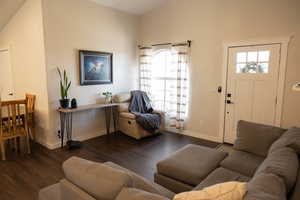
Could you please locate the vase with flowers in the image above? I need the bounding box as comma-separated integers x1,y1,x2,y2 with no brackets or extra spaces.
102,91,112,104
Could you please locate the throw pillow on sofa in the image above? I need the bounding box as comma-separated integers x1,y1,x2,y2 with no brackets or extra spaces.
255,147,299,192
234,120,286,157
268,127,300,154
173,182,247,200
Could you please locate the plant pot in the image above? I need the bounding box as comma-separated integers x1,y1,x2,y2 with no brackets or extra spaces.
59,99,70,109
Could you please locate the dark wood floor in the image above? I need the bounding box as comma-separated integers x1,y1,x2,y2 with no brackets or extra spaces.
0,132,219,200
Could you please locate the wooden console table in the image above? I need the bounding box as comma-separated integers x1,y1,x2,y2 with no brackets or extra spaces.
57,103,119,149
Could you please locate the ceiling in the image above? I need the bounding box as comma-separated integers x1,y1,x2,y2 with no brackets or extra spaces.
90,0,170,15
0,0,25,31
0,0,168,32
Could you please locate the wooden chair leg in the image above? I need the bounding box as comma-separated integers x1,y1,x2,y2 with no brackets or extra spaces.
26,135,31,154
16,137,21,153
0,140,6,161
14,138,18,153
31,126,36,141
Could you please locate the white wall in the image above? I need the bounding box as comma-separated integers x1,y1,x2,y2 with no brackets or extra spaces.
139,0,300,141
42,0,139,148
0,0,50,144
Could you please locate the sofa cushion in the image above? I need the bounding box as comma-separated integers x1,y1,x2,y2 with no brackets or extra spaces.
39,183,61,200
60,179,96,200
234,120,285,157
194,167,251,190
154,173,194,194
62,157,133,200
244,173,286,200
289,168,300,200
220,150,265,177
157,144,228,186
116,188,169,200
269,127,300,154
104,162,175,199
175,182,247,200
255,147,299,192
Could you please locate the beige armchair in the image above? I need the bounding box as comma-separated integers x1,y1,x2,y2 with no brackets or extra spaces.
113,93,164,140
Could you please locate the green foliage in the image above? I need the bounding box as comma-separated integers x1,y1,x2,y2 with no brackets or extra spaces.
57,67,71,99
102,91,112,98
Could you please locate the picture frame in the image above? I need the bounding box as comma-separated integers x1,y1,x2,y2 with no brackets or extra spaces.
79,50,113,85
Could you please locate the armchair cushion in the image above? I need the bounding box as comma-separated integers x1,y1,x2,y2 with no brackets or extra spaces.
114,93,131,103
120,112,136,119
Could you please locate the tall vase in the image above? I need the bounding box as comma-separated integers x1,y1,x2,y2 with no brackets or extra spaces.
105,96,112,104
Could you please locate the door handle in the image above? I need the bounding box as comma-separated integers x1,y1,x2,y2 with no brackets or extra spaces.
9,93,13,96
226,100,234,104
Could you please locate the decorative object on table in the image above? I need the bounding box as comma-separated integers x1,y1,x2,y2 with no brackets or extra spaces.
102,91,113,104
292,82,300,91
71,98,77,109
57,67,71,109
79,50,113,85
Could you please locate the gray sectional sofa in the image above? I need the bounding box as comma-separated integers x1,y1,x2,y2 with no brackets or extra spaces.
39,120,300,200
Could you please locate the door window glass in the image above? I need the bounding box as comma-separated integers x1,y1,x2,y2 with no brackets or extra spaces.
236,51,270,74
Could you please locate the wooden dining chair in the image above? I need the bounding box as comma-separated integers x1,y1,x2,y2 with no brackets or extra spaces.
26,94,36,140
0,100,31,160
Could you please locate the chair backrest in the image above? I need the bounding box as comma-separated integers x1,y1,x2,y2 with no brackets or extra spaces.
113,93,131,113
25,94,36,113
0,100,28,138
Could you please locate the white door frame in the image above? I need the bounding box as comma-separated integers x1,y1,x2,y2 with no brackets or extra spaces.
0,45,15,98
218,37,291,143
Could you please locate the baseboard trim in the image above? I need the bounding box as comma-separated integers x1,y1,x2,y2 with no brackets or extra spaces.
165,128,223,143
182,130,223,143
41,129,107,150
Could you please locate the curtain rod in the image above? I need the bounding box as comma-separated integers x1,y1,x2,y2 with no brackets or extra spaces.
138,40,191,49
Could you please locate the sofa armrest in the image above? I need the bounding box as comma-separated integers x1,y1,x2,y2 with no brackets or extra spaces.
60,179,96,200
63,157,133,200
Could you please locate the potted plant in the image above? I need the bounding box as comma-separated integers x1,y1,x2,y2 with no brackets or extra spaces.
102,91,112,104
57,67,71,108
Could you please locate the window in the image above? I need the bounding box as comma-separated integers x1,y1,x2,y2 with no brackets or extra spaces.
150,50,177,116
139,44,190,129
236,51,270,74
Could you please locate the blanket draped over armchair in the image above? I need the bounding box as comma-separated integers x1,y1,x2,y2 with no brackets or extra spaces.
129,90,161,132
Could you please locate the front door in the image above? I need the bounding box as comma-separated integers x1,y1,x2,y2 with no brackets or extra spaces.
0,49,14,100
224,44,281,143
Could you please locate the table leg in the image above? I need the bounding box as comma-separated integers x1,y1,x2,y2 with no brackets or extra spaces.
105,107,111,135
66,113,73,142
112,106,118,133
60,112,65,148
